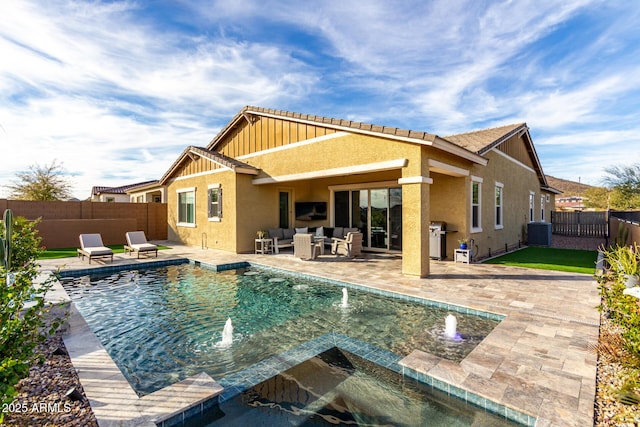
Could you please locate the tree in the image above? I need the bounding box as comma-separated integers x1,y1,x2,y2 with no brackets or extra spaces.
602,162,640,209
8,160,73,201
583,186,611,210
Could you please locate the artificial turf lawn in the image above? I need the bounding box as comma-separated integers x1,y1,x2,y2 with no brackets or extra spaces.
38,244,171,260
483,247,598,275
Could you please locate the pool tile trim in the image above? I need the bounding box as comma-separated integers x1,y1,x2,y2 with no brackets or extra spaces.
57,258,190,277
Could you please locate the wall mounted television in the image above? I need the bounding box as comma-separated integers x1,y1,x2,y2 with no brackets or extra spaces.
295,201,327,221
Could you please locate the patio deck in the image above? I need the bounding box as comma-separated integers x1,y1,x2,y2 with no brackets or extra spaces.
40,243,600,427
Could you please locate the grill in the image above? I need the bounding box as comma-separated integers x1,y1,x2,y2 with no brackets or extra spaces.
429,221,447,260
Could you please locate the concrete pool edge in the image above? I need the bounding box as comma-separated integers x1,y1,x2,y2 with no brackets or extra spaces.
52,258,535,426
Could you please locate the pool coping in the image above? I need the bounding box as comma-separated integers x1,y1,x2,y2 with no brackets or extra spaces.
53,257,535,426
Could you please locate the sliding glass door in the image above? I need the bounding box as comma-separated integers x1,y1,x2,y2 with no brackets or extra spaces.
333,187,402,252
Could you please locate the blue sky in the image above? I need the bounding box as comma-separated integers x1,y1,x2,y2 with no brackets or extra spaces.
1,0,639,199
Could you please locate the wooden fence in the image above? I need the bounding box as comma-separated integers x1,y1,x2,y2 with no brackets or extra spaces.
551,211,608,237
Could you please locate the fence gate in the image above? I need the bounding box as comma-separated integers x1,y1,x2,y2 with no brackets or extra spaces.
551,211,607,237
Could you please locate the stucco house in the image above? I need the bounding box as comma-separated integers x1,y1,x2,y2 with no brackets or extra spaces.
90,180,161,203
158,106,559,277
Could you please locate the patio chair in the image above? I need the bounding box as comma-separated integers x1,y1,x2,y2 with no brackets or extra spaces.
78,233,113,264
124,231,158,258
331,232,363,258
293,233,322,260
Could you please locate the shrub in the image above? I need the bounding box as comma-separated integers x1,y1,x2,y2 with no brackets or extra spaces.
0,212,61,422
599,243,640,354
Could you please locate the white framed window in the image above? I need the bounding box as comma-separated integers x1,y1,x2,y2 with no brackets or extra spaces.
529,191,535,222
540,195,545,222
177,187,196,227
208,184,222,221
495,182,504,229
471,176,483,232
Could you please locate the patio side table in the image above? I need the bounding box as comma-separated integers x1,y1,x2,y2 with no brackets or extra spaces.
454,249,471,264
255,238,273,254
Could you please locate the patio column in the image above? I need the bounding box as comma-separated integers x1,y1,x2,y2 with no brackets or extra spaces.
399,164,432,278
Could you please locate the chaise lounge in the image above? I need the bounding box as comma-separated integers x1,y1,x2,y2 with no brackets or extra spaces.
78,233,114,264
124,231,158,258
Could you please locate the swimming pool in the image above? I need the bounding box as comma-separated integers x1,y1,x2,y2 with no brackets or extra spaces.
60,261,500,396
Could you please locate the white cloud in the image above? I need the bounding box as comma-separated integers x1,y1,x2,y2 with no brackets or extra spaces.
1,0,640,199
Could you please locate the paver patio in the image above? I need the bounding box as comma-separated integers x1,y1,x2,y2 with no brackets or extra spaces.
40,243,600,426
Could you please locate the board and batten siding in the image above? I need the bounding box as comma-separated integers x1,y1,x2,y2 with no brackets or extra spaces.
495,134,536,170
216,116,338,159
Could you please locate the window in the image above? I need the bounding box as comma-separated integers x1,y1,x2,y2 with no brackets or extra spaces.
106,197,115,202
495,183,503,229
540,195,545,222
529,192,535,222
177,188,195,226
208,185,222,221
471,177,482,232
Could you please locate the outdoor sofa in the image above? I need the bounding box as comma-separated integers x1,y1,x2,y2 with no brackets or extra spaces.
268,226,360,253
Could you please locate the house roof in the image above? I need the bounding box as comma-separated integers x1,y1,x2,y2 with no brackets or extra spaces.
91,180,158,196
443,123,526,154
444,123,559,190
159,146,259,185
207,106,488,166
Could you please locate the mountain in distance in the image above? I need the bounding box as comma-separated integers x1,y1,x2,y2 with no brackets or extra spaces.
546,175,597,196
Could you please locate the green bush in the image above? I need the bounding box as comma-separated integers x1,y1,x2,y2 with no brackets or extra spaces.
599,244,640,357
0,212,61,422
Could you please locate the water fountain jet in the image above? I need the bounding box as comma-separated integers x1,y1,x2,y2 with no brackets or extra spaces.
444,314,458,339
341,288,349,308
219,318,233,347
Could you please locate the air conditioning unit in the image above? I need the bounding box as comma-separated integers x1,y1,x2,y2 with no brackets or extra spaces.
527,222,552,246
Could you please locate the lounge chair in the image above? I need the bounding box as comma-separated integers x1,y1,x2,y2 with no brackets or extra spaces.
331,232,363,258
124,231,158,258
78,234,114,264
293,233,322,260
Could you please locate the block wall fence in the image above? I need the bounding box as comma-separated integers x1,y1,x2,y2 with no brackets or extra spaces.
0,199,167,248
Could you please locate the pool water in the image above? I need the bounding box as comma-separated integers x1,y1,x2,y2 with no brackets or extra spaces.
60,263,500,396
188,348,518,426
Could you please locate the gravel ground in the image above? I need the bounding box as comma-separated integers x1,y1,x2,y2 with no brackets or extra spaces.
551,234,606,251
593,314,640,426
1,336,97,427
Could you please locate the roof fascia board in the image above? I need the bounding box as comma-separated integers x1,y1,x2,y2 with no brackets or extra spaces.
541,185,562,195
428,159,470,177
252,158,408,185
